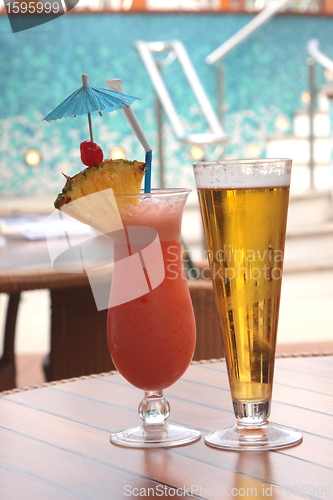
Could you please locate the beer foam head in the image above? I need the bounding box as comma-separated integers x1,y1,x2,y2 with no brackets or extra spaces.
193,159,291,189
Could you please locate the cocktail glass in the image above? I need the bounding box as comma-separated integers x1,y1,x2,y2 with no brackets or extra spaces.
193,159,303,450
107,188,201,447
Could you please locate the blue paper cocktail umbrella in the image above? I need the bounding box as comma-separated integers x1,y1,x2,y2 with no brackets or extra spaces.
43,74,139,143
44,74,152,192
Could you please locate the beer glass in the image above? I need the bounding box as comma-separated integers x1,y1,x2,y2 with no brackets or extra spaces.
193,159,303,450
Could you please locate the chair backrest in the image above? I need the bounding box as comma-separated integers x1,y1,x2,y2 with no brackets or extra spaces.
188,277,224,362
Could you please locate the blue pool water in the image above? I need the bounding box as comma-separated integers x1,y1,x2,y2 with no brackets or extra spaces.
0,12,333,195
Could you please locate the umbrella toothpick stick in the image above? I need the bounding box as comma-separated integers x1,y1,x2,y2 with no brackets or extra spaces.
87,112,94,142
82,74,94,142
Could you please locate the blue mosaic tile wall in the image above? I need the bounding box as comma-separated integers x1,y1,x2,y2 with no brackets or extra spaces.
0,12,333,196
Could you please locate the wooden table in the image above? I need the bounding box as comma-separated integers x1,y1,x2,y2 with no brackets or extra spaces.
1,355,332,499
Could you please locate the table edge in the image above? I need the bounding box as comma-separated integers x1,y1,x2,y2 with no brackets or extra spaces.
1,352,332,397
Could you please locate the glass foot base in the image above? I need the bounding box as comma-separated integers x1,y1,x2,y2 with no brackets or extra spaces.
110,423,201,448
204,422,303,451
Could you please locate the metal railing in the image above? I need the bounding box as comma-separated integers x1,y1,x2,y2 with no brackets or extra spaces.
307,39,333,73
136,41,227,145
206,0,292,65
206,0,292,125
136,40,227,186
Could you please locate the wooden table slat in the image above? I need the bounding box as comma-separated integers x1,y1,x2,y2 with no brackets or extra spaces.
0,400,313,500
0,357,332,500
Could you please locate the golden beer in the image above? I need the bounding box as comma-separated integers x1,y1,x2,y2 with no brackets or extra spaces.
194,159,302,450
198,186,289,403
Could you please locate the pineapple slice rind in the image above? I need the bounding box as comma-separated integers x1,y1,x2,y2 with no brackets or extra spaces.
54,159,146,210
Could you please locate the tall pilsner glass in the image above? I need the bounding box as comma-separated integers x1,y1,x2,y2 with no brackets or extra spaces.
193,159,303,450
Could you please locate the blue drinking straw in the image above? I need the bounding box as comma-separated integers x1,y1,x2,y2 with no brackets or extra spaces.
144,150,152,193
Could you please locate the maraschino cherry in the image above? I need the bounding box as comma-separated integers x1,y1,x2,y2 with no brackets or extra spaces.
80,140,103,167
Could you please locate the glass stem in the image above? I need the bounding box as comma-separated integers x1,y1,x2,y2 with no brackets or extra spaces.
139,391,170,427
233,400,271,427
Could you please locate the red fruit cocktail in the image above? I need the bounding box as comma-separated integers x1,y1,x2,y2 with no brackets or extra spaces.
107,189,201,447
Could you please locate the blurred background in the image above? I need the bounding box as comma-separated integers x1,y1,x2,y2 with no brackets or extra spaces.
0,0,332,386
1,0,333,194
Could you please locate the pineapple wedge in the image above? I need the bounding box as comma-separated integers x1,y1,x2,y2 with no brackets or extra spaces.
54,159,146,210
54,159,146,234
